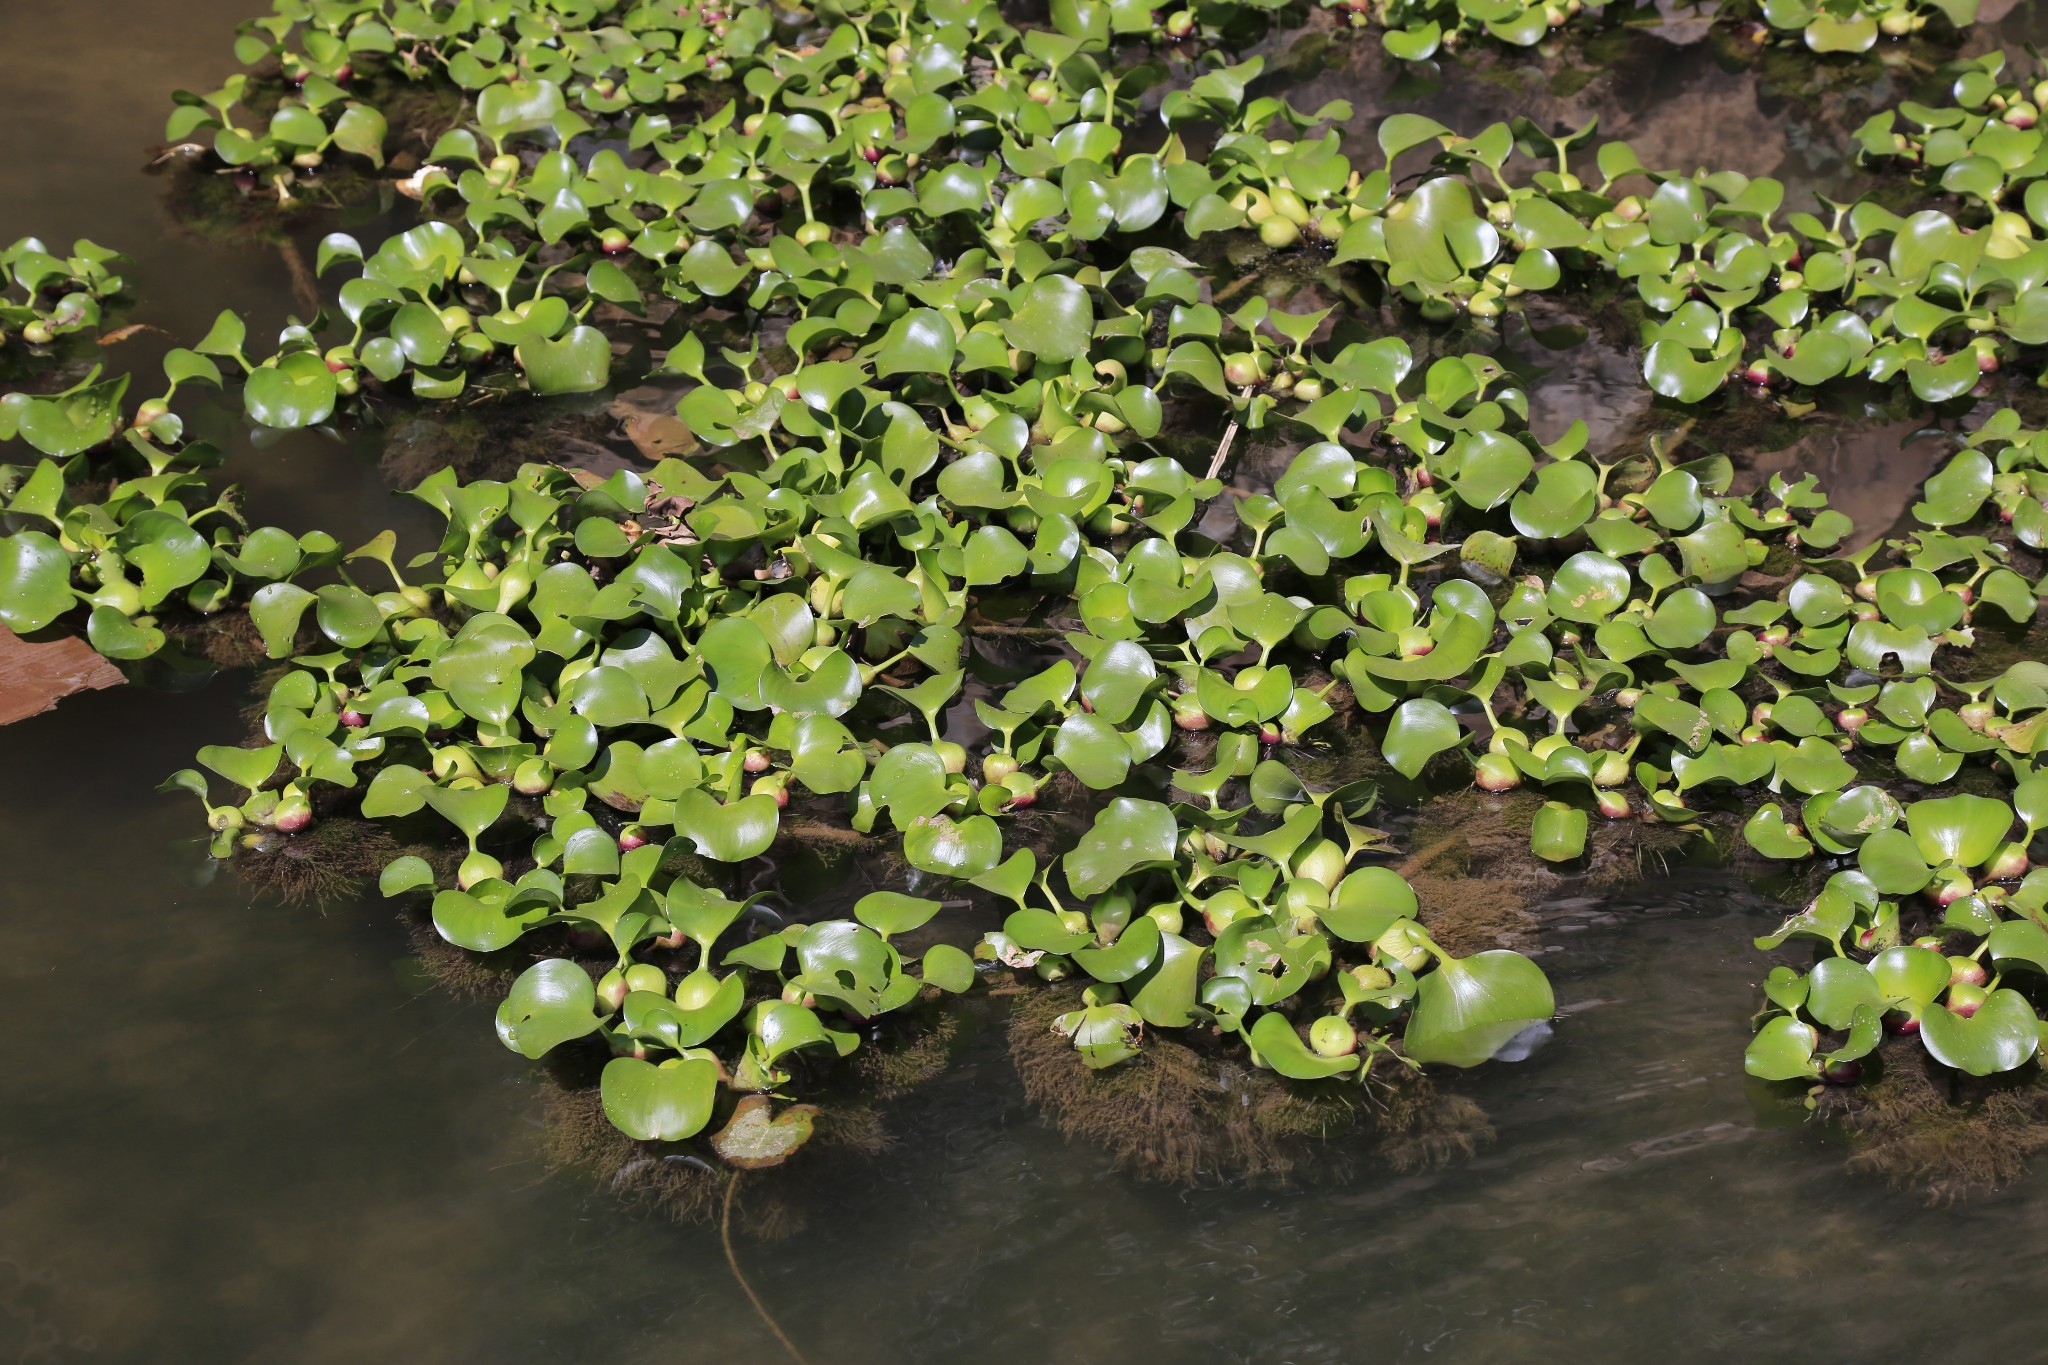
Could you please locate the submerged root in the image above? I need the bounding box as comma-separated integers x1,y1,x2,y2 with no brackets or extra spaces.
1404,785,1711,898
1408,788,1548,881
1009,986,1335,1184
811,1103,892,1158
1583,812,1704,890
850,1007,962,1101
533,1017,960,1231
1410,872,1534,955
542,1084,726,1224
235,818,402,905
1008,987,1487,1185
1373,1065,1497,1172
403,912,518,1002
540,1084,806,1236
1826,1038,2048,1201
160,608,269,671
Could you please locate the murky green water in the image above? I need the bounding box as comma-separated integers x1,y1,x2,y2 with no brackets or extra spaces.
7,3,2048,1361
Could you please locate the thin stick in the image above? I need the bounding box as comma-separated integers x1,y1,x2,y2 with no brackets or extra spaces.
721,1174,812,1365
968,623,1062,637
1206,391,1253,483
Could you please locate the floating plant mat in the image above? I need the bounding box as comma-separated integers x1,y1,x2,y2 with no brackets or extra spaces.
3,0,2048,1223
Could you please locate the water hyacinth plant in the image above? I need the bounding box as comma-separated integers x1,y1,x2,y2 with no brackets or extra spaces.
1,0,2046,1192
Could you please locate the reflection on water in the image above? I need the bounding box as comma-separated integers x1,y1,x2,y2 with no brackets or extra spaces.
7,2,2048,1362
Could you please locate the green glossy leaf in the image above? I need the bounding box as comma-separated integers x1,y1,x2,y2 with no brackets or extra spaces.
1072,914,1162,984
1128,931,1204,1027
518,326,612,394
903,813,1003,877
1249,1011,1360,1079
673,790,780,861
1064,797,1177,897
433,882,549,951
920,942,977,992
1921,989,2040,1076
1324,866,1416,942
1869,945,1951,1009
600,1056,719,1141
1404,950,1554,1067
495,959,604,1058
1002,275,1092,362
0,532,76,633
244,352,338,429
1531,801,1588,863
1744,1016,1820,1081
1906,794,2014,869
1806,957,1882,1030
854,891,943,938
1382,698,1463,778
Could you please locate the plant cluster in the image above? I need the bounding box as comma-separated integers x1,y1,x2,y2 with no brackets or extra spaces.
1,0,2045,1179
17,18,2048,662
0,316,356,660
0,238,128,355
1739,413,2048,1084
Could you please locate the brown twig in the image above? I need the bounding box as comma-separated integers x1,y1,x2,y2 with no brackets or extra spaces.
1211,272,1259,305
968,623,1063,637
1205,386,1257,482
96,323,173,347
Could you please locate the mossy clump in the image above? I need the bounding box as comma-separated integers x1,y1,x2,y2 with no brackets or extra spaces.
1824,1038,2048,1202
811,1102,892,1158
403,912,521,1002
1410,871,1533,956
235,816,403,905
850,1004,964,1102
1406,787,1550,882
1403,783,1711,899
1375,1072,1497,1173
1584,810,1710,890
160,607,269,671
541,1083,744,1228
532,1006,966,1229
1007,986,1490,1185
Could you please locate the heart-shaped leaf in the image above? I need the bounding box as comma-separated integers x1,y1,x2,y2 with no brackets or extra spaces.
600,1056,719,1142
1064,798,1177,898
1404,949,1554,1067
1382,698,1463,778
495,959,604,1058
244,352,338,429
1920,989,2040,1076
1744,1016,1820,1081
517,325,612,394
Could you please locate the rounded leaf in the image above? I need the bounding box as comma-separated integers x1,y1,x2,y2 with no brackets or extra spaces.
1403,950,1555,1067
244,352,338,429
495,959,604,1058
600,1057,719,1141
1920,989,2040,1076
1324,866,1417,942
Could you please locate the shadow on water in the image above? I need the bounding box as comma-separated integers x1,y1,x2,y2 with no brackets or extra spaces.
11,1,2048,1362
